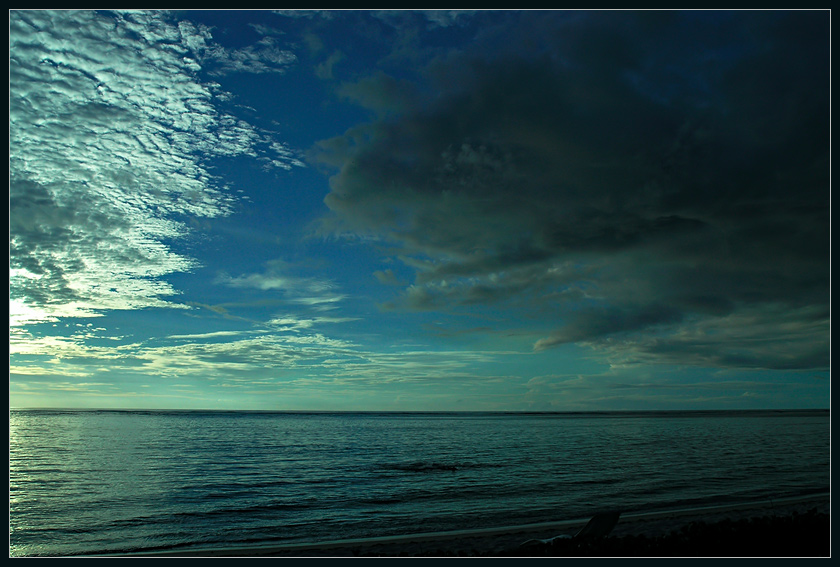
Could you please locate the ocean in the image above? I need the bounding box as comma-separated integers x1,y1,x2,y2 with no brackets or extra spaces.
8,409,830,557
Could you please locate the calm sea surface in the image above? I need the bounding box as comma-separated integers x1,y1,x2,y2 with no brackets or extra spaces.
9,409,830,557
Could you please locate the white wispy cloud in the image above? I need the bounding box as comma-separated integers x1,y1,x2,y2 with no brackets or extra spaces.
272,10,334,20
11,321,513,391
266,314,359,331
9,10,304,325
10,366,94,378
218,260,345,309
166,330,254,341
203,36,296,76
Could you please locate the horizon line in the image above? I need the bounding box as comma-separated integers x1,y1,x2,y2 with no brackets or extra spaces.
9,407,830,414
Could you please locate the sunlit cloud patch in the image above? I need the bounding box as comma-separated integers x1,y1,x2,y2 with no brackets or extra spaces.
10,10,303,325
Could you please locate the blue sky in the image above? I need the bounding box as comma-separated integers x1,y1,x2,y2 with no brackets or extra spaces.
9,10,830,410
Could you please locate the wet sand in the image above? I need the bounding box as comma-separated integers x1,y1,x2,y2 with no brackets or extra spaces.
131,493,830,558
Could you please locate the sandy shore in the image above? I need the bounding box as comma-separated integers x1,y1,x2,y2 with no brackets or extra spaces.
129,493,829,558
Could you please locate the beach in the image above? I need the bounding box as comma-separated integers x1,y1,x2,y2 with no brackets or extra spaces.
133,493,830,558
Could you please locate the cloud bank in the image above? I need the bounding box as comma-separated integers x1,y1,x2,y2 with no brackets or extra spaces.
312,11,829,370
10,10,303,325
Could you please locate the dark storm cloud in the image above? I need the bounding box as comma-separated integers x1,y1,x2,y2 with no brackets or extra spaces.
312,11,829,370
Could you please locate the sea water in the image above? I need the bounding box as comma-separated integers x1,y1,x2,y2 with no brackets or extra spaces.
9,409,830,556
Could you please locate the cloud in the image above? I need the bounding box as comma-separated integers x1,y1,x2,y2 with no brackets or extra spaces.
533,304,685,350
311,11,829,370
371,10,474,30
336,72,424,116
9,10,303,325
12,321,511,391
248,22,284,36
266,314,359,331
421,10,474,28
200,35,297,76
218,259,345,308
314,50,345,80
273,10,334,20
167,330,253,340
373,269,404,286
592,304,830,371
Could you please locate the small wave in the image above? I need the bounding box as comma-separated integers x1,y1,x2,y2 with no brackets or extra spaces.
357,497,403,505
169,501,316,520
575,477,624,486
378,460,501,474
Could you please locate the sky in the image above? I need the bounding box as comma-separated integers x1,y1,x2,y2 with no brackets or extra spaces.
9,9,830,411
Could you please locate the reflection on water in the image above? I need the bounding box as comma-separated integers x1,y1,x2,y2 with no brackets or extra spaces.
9,410,830,556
